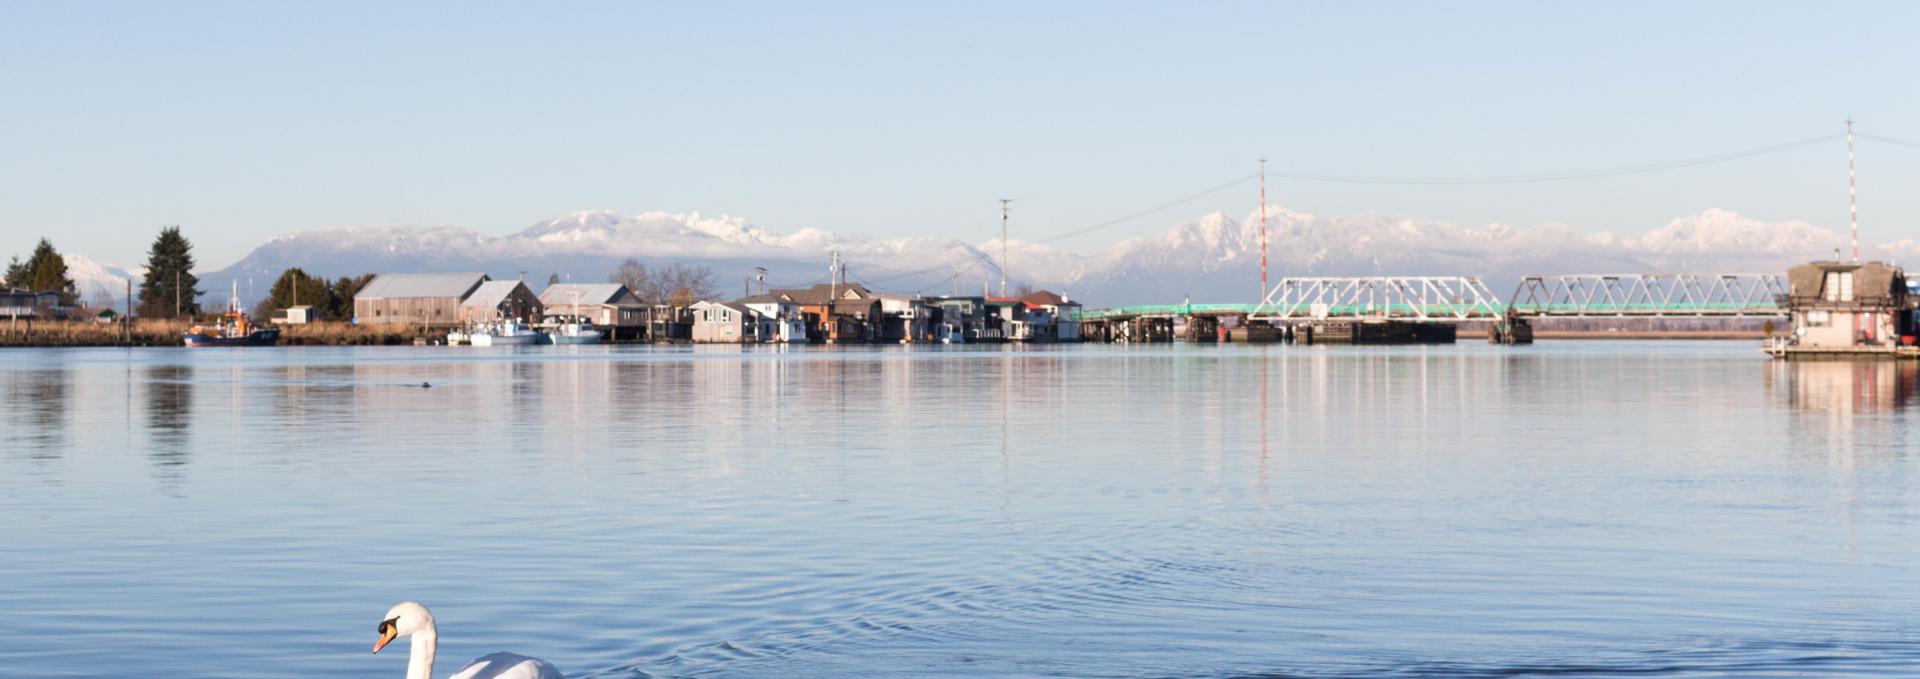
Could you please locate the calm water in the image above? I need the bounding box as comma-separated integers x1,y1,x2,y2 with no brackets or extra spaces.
3,342,1919,678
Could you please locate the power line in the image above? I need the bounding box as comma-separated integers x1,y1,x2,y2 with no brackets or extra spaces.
1030,133,1844,244
1264,133,1843,186
1036,173,1259,244
854,246,996,286
1859,133,1920,150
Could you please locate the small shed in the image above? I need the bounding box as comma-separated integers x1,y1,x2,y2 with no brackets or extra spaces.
271,305,317,325
460,280,544,325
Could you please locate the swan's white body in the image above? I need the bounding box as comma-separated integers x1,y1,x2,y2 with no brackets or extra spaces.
376,602,562,679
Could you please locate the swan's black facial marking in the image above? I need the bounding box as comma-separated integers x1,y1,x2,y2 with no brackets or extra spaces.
378,617,398,635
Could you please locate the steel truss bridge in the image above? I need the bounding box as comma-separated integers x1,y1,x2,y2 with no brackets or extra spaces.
1075,273,1789,322
1251,276,1506,322
1505,273,1788,318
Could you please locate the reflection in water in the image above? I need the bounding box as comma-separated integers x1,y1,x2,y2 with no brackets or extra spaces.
7,367,70,460
1774,359,1920,414
11,344,1920,679
144,364,194,483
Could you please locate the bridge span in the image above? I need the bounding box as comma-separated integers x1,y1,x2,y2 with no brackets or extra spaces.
1073,273,1788,344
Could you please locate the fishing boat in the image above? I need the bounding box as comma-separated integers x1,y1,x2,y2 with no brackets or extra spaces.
545,318,603,345
468,321,542,346
184,282,280,347
541,291,603,345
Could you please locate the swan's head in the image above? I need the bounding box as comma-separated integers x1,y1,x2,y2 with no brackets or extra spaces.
373,601,435,653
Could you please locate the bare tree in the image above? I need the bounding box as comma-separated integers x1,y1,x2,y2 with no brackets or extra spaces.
656,263,716,306
89,286,115,311
611,259,714,305
1013,282,1037,299
609,258,651,298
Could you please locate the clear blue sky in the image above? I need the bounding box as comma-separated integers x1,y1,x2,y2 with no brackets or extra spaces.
3,1,1918,268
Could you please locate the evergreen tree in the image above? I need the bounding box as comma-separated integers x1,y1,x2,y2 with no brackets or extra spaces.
3,255,25,288
137,226,202,318
329,274,376,321
23,238,76,296
252,267,334,320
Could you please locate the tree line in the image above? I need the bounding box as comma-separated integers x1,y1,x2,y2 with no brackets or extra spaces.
5,227,376,322
8,230,728,322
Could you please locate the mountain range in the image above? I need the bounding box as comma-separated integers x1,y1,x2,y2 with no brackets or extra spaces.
60,207,1888,309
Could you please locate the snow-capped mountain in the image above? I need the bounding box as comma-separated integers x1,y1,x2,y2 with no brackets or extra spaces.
178,206,1868,308
61,254,138,307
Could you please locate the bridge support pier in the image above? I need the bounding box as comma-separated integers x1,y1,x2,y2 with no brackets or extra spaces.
1489,318,1533,345
1185,316,1220,343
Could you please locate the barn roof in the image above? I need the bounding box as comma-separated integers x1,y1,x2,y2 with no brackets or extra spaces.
356,273,489,300
461,280,533,309
538,283,637,307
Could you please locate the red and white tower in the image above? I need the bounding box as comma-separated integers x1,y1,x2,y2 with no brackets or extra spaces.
1847,118,1859,262
1258,156,1268,301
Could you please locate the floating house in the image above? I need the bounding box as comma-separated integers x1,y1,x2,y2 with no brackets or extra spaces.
1022,291,1083,342
986,298,1057,341
354,273,489,327
927,296,994,341
771,283,880,343
691,300,772,343
539,283,648,339
1770,260,1917,357
738,294,807,342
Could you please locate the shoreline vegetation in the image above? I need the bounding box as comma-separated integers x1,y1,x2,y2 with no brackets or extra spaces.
0,319,1766,347
0,320,423,347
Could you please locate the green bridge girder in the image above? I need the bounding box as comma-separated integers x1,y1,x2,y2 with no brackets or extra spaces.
1073,301,1785,321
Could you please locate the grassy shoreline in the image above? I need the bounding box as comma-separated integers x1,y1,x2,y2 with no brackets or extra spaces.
2,319,1770,347
0,320,426,347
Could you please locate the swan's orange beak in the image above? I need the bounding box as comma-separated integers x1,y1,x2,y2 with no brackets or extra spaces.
374,624,398,653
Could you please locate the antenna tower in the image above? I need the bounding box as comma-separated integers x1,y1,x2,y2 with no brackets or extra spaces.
1259,156,1268,302
1847,118,1859,262
999,199,1012,297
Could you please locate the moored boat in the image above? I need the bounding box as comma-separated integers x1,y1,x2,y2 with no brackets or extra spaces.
469,321,542,346
184,282,280,347
547,321,603,345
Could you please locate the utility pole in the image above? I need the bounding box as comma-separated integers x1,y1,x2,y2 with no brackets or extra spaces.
999,199,1012,297
1847,117,1859,262
175,270,181,319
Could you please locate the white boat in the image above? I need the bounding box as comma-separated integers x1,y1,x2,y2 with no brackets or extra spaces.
469,322,543,346
542,292,605,345
548,321,603,345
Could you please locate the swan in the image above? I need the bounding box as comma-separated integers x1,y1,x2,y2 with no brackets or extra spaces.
374,601,562,679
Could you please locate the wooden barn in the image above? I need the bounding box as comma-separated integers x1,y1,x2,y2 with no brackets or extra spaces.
352,273,489,327
459,280,544,325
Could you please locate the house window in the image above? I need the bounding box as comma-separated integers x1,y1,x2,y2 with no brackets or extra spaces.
1806,310,1830,327
1823,271,1854,302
